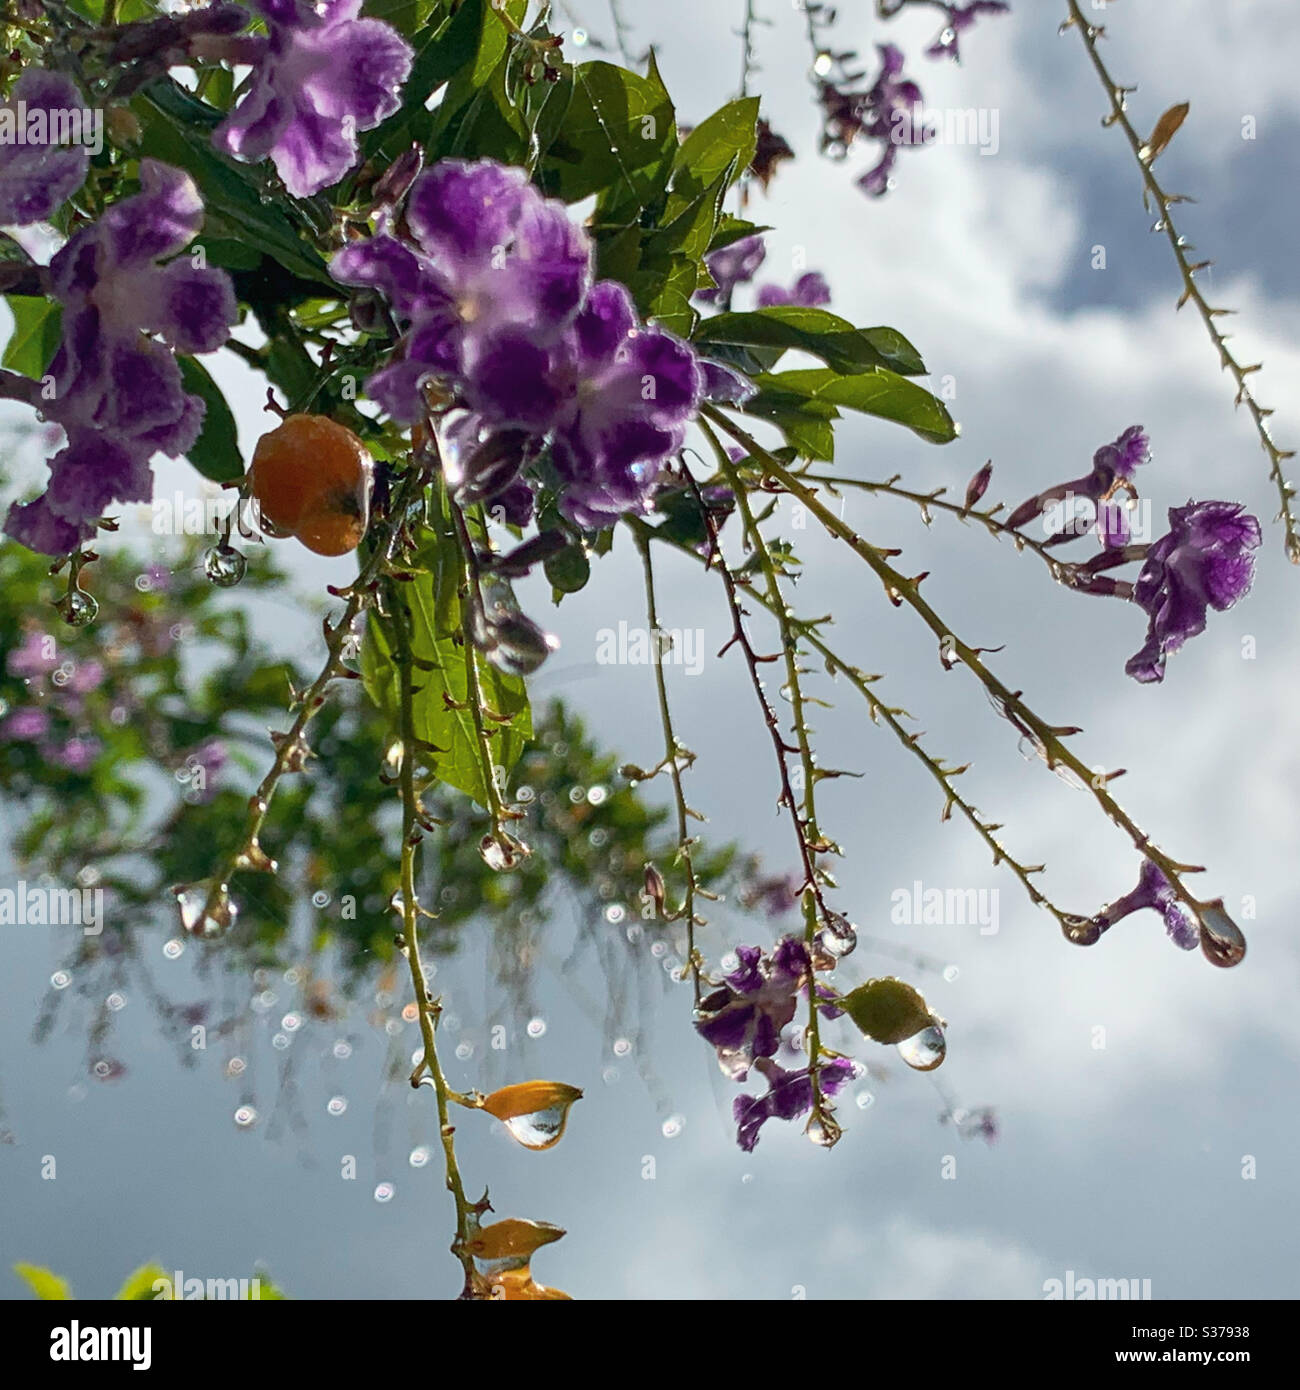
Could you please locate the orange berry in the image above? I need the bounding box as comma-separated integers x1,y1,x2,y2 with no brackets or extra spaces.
249,414,374,557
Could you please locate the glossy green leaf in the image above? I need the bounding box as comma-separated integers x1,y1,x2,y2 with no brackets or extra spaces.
177,356,244,483
839,978,934,1044
748,366,956,444
361,503,531,808
666,97,759,216
3,296,61,379
695,308,928,377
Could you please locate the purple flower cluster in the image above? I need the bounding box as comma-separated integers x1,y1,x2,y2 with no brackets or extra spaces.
2,631,104,772
735,1055,860,1152
332,159,706,529
696,233,833,313
214,0,413,198
814,44,930,197
1126,501,1260,684
757,273,831,309
4,162,237,556
1008,424,1150,546
0,69,91,225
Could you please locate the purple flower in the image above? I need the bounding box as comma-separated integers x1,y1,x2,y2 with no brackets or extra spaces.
4,162,237,555
48,735,100,772
741,871,802,917
756,272,831,309
1125,500,1260,684
1091,859,1198,950
734,1056,860,1152
549,281,703,529
1,706,51,742
0,69,92,226
695,936,811,1081
214,0,413,198
924,3,1010,63
7,631,58,679
65,659,105,695
184,738,228,802
1007,425,1150,544
696,234,766,305
848,45,930,198
332,159,591,428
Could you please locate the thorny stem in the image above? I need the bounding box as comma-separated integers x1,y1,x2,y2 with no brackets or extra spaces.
1063,0,1300,562
706,406,1218,927
446,492,511,845
197,467,425,926
632,529,703,1003
738,0,761,99
387,578,479,1297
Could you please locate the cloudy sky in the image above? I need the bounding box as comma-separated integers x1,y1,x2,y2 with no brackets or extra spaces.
2,0,1297,1300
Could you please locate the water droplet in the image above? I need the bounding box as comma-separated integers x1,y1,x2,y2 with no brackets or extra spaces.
401,1002,418,1023
661,1114,685,1139
226,1057,246,1078
613,1038,632,1057
1197,900,1246,968
943,964,959,982
327,1095,347,1116
526,1017,547,1039
204,544,247,587
820,911,857,958
897,1022,947,1072
373,1181,395,1202
409,1145,431,1168
601,1066,619,1085
162,938,184,960
479,832,530,871
586,785,607,805
50,970,70,990
856,1090,874,1110
332,1039,352,1060
741,1173,754,1185
572,25,588,45
172,880,238,940
604,903,626,925
105,992,126,1012
234,1105,258,1128
481,1080,583,1151
311,890,330,908
805,1112,843,1148
56,588,97,627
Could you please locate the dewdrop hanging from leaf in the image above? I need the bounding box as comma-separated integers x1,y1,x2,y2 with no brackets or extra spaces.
479,1080,583,1151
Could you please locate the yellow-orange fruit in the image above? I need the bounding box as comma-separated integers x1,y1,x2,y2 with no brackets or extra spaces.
249,414,373,557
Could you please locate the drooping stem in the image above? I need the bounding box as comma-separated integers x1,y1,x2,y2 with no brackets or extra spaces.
1062,0,1299,561
706,406,1216,926
633,528,703,1002
386,579,480,1298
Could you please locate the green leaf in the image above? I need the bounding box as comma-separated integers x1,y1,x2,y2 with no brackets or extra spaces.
115,1263,170,1301
694,308,928,377
839,978,934,1044
361,501,531,808
3,296,61,379
177,357,244,483
544,542,590,600
741,388,838,461
666,97,759,218
13,1263,71,1300
362,0,442,36
748,366,956,445
135,83,331,287
541,60,676,217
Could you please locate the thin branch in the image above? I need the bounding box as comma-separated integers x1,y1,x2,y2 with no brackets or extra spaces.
1062,0,1300,561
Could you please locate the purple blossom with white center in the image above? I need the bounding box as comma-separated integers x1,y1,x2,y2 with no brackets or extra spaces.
924,3,1011,63
332,159,591,428
696,234,766,304
1007,425,1150,545
4,161,238,556
7,631,58,679
213,0,413,199
550,281,703,529
1091,859,1198,950
1125,500,1261,684
1,706,51,742
0,69,91,225
695,936,811,1081
756,273,831,309
734,1056,860,1152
